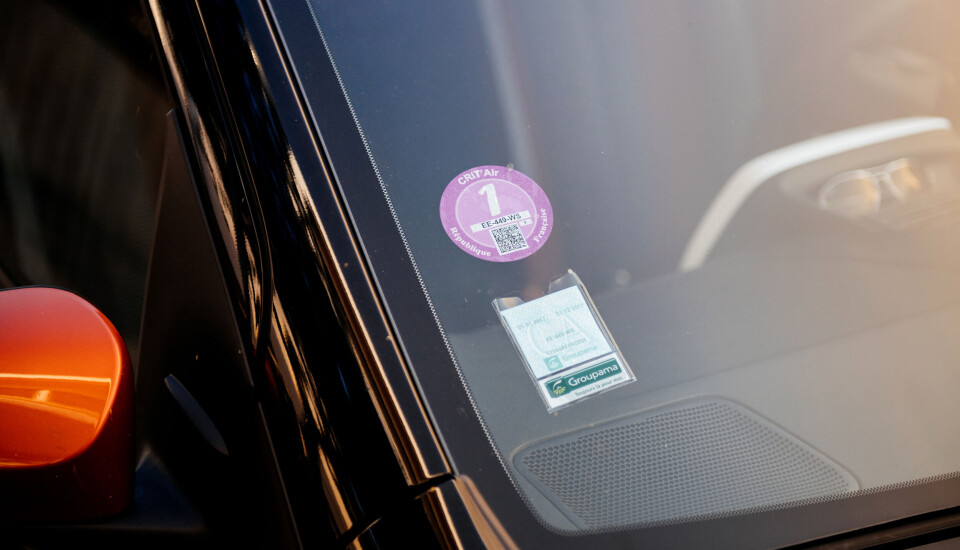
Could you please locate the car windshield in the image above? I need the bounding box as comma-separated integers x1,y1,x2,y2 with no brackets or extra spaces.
277,1,960,546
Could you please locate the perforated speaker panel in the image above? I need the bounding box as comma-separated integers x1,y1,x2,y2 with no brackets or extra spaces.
514,399,858,529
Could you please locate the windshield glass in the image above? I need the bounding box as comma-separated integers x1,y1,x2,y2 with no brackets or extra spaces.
282,0,960,544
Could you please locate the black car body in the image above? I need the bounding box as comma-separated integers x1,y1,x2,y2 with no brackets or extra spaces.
7,1,960,549
3,0,459,547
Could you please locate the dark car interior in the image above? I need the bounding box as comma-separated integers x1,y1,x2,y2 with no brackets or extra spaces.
311,0,960,533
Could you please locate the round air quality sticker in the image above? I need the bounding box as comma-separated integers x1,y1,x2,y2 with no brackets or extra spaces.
439,165,553,262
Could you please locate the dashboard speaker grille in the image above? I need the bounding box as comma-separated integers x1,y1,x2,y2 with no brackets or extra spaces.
515,399,857,529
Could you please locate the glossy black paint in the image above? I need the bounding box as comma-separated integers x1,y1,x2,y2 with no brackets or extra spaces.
151,0,268,360
10,102,291,550
149,0,452,546
135,111,295,547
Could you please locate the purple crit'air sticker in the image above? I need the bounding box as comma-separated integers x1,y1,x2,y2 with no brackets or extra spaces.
439,165,553,262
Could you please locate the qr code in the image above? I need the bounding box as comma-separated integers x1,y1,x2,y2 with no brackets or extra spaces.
490,223,529,255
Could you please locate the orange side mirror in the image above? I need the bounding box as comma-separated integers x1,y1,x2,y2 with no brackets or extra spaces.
0,287,134,523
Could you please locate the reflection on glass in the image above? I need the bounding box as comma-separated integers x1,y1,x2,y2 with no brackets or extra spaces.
819,169,883,216
819,158,926,217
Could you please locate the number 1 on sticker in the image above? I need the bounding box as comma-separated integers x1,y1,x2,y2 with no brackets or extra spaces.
479,183,501,217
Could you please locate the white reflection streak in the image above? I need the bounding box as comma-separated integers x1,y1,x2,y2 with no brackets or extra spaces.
679,116,953,272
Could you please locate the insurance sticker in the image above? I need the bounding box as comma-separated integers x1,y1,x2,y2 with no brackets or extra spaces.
494,272,635,411
439,165,552,262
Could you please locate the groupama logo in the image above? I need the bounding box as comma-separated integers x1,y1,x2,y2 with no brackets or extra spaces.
545,359,621,399
544,355,563,372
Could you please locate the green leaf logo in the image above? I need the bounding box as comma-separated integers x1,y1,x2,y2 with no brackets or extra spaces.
544,355,562,371
544,359,621,399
